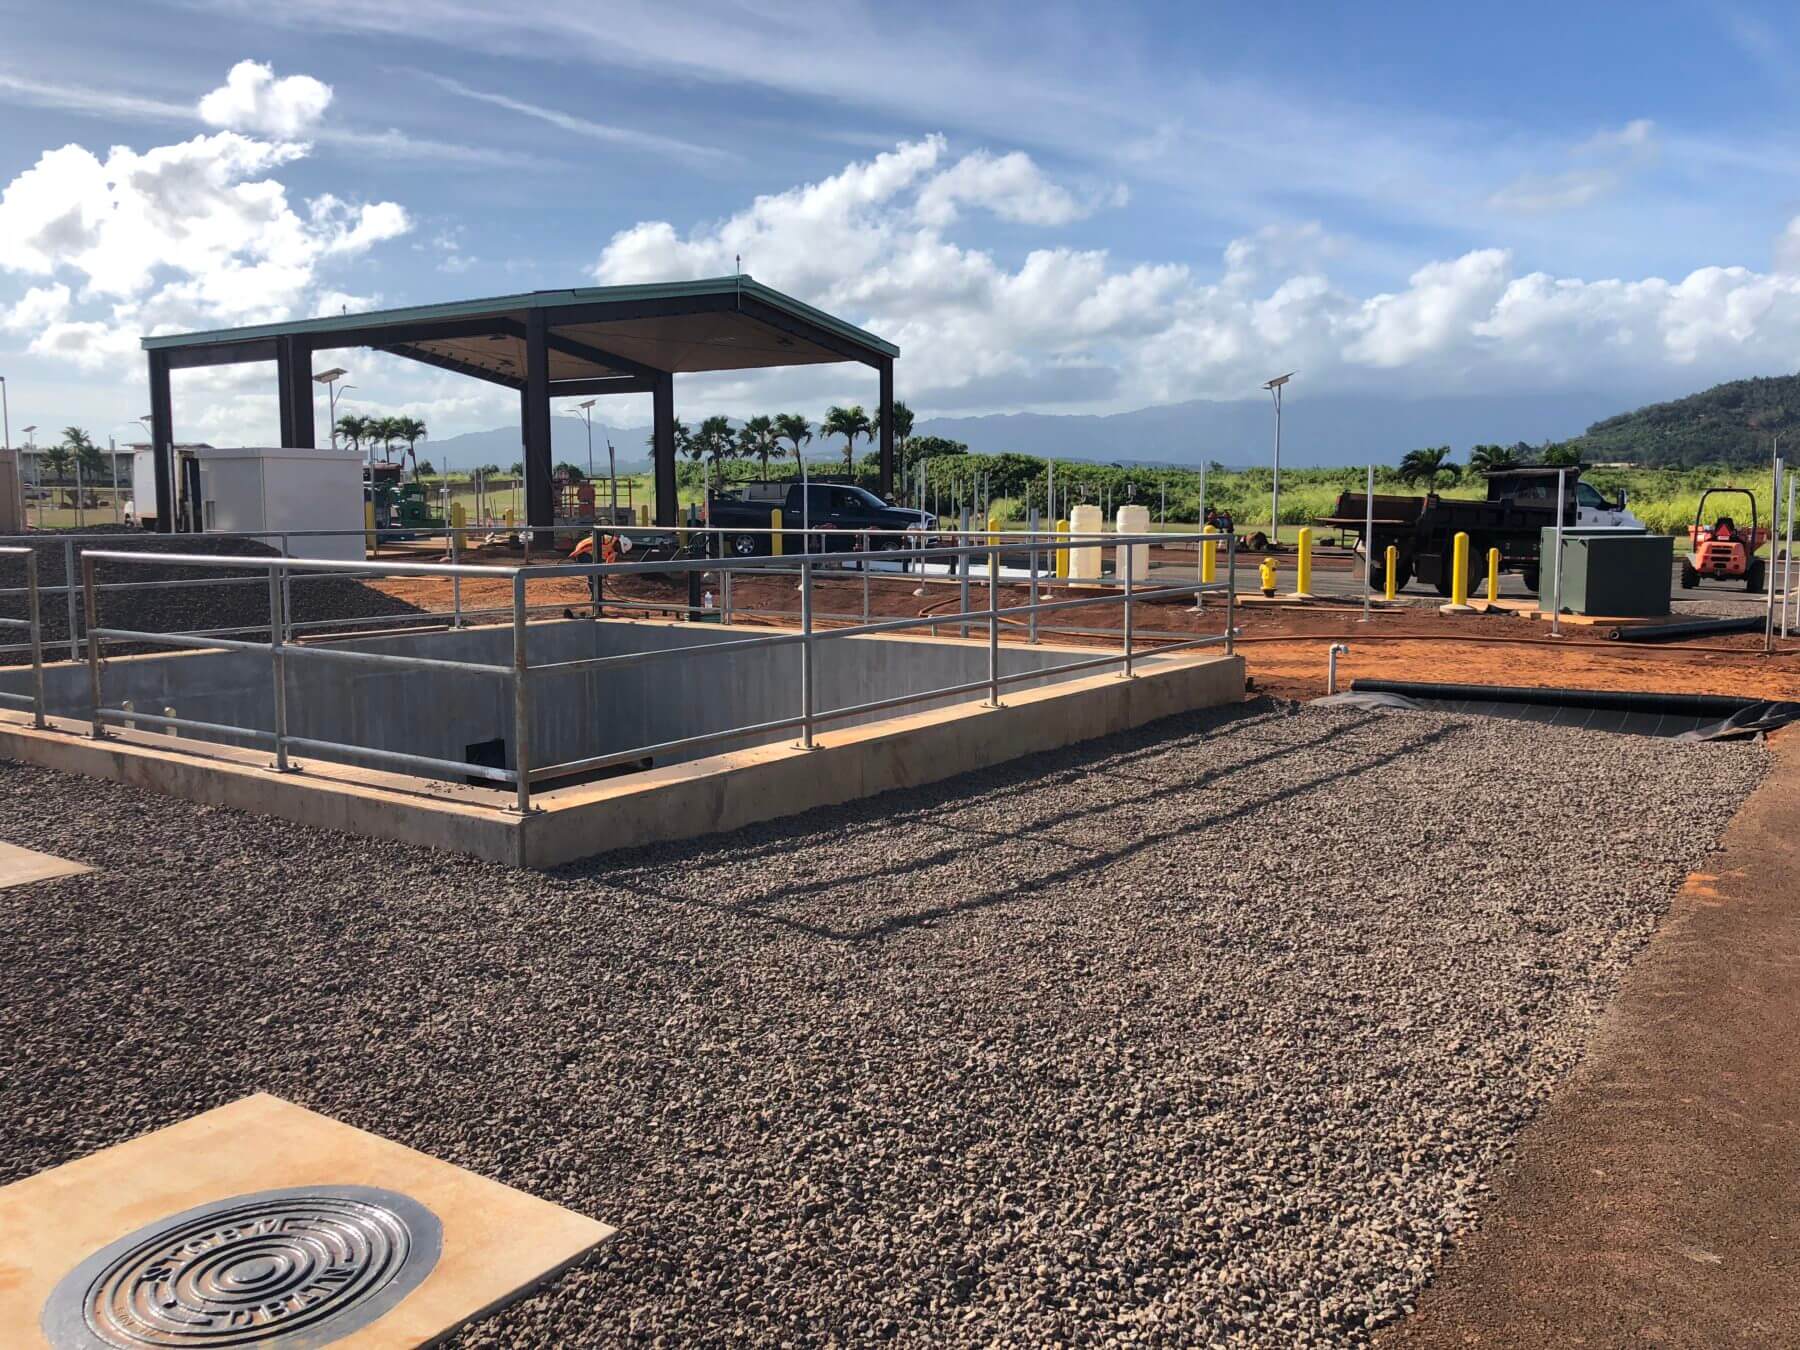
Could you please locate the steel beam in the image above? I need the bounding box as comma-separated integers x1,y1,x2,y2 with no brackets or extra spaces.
275,336,315,448
550,376,656,397
653,371,677,526
382,343,524,390
147,350,174,534
540,329,663,381
736,294,885,366
522,309,554,528
306,314,527,351
165,339,279,370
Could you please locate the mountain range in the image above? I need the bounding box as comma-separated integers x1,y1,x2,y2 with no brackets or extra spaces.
421,384,1749,473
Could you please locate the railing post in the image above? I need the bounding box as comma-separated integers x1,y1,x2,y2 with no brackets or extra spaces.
512,571,532,813
1225,533,1238,655
82,554,104,738
799,558,816,749
958,508,971,639
720,562,733,626
589,525,602,619
25,551,46,730
986,543,1001,705
63,538,80,662
1028,508,1040,644
268,565,292,773
279,532,294,642
450,528,464,628
1121,534,1135,677
861,531,871,624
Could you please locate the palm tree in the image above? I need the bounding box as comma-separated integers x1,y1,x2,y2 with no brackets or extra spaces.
892,400,914,465
774,413,812,475
393,415,427,478
739,414,776,478
42,437,74,505
1467,444,1519,475
691,415,737,493
372,416,405,464
335,414,368,458
821,404,873,476
1398,446,1456,489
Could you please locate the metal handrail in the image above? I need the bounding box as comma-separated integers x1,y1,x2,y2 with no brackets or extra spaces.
44,528,1237,813
0,547,45,727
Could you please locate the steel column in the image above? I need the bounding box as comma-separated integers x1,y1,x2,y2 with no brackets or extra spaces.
522,311,554,529
268,567,291,772
275,336,315,448
878,358,894,496
82,555,104,736
148,350,174,533
512,572,533,813
652,370,677,526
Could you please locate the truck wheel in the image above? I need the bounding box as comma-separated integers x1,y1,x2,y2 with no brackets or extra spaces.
1680,560,1698,589
1522,567,1540,594
730,532,762,558
1747,559,1766,593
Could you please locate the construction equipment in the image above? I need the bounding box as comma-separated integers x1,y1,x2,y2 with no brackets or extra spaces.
1682,487,1766,592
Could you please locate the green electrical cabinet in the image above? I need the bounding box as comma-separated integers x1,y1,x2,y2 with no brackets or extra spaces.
1538,529,1672,616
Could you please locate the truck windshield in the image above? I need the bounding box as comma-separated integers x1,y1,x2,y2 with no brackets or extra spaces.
1575,483,1609,508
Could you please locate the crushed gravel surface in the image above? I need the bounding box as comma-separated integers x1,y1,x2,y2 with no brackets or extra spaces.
0,528,422,659
0,702,1763,1346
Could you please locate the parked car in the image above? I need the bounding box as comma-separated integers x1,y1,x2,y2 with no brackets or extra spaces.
705,482,936,557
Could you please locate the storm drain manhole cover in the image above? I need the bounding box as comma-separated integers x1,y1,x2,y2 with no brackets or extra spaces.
42,1185,442,1349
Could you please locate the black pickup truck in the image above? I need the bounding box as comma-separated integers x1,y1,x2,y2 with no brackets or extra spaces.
705,482,936,557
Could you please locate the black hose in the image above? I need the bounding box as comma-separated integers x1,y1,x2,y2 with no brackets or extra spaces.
1348,678,1759,718
1606,614,1766,642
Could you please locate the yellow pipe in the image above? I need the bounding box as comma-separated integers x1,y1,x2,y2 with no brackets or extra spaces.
1383,545,1398,601
987,513,1001,547
1200,527,1216,584
1055,518,1070,579
770,507,783,557
1486,546,1500,602
1451,531,1471,606
1294,525,1313,597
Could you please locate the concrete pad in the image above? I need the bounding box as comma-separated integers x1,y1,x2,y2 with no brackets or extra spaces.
0,1092,615,1348
0,840,91,890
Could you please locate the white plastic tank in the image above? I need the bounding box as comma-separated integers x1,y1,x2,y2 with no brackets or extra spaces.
1069,504,1104,580
1115,504,1151,584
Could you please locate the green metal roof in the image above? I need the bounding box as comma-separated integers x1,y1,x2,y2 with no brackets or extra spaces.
140,275,898,361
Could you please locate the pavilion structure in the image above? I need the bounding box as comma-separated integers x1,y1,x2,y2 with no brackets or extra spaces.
139,276,900,529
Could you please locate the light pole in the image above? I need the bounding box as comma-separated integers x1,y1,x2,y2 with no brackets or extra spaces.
0,374,9,450
577,398,596,480
1263,372,1294,545
314,368,351,447
21,425,36,526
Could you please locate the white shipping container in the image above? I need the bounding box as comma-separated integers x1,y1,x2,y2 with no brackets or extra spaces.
195,447,366,562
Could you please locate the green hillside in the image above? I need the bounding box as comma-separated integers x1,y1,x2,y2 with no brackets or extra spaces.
1568,374,1800,468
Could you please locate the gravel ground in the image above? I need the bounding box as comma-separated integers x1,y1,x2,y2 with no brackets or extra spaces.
0,702,1763,1346
0,528,422,659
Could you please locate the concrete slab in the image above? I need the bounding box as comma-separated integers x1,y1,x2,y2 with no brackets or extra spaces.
0,1092,615,1348
0,841,91,890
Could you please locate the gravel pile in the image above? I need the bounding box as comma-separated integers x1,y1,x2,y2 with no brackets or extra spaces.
0,528,422,659
0,703,1763,1346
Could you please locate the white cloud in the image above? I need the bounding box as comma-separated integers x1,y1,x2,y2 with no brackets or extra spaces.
0,283,70,332
198,60,333,139
1489,118,1658,213
594,137,1800,413
913,150,1092,227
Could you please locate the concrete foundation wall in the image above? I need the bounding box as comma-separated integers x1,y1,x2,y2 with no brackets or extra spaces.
1,619,1114,781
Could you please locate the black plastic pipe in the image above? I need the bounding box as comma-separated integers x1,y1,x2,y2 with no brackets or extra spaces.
1606,614,1766,643
1348,678,1759,718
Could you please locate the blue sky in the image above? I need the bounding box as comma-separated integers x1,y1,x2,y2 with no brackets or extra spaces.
3,0,1800,453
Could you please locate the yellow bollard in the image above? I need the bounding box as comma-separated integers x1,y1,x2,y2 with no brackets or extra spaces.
449,501,467,531
1055,518,1071,579
987,513,1001,548
364,499,376,551
1259,557,1278,597
1200,527,1216,584
638,504,649,527
770,507,783,557
1293,525,1313,597
1486,546,1500,603
1450,531,1471,607
1384,544,1398,601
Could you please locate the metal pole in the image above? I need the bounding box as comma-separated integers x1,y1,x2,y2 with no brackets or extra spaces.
1765,446,1781,655
799,559,815,749
720,561,732,626
1549,468,1566,638
1361,463,1374,623
986,541,1001,706
268,566,291,772
25,550,45,729
82,554,103,738
861,532,871,624
1193,459,1207,613
1225,533,1237,654
450,527,464,628
63,539,80,661
111,441,120,524
589,525,602,619
1028,507,1040,644
1271,383,1282,546
1121,533,1135,677
74,455,83,530
958,507,972,639
1785,469,1796,640
512,571,532,813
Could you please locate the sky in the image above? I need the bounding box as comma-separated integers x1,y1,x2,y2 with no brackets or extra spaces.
3,0,1800,459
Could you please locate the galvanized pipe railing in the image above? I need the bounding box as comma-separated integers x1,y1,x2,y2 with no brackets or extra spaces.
0,546,46,727
46,529,1236,815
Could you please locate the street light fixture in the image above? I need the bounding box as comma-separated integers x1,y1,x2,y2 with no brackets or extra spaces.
1262,372,1295,545
314,368,351,448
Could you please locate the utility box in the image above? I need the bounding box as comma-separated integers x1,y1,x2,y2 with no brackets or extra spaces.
0,448,22,533
1539,528,1671,616
196,447,366,562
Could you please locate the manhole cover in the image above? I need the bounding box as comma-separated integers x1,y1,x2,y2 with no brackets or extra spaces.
42,1185,441,1349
